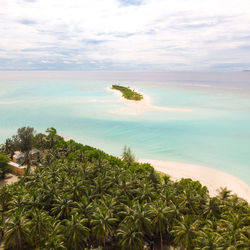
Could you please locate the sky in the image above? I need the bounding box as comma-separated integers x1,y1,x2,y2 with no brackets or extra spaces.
1,0,250,71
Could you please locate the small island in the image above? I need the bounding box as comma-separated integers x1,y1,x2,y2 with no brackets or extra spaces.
112,84,143,101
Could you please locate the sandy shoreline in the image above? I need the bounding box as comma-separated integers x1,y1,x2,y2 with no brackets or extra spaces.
108,87,192,115
108,86,250,202
139,159,250,202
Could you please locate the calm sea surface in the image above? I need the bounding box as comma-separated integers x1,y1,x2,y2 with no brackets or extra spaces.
0,71,250,184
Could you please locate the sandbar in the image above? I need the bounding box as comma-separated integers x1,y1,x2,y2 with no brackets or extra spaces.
108,87,192,115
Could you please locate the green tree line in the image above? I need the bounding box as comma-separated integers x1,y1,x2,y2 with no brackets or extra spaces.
0,127,249,249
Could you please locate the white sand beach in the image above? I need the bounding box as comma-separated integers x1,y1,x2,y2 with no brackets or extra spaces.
108,87,192,115
139,159,250,203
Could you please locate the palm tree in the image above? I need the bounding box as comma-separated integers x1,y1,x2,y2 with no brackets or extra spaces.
129,201,153,237
0,217,3,242
171,215,201,250
203,197,221,220
137,182,155,202
25,191,43,210
56,172,68,190
52,194,75,219
66,176,85,201
73,195,93,218
99,195,119,216
7,194,26,214
117,223,144,250
224,195,249,215
24,170,44,188
235,226,250,249
90,207,118,247
60,214,90,249
116,176,135,202
0,153,11,179
42,153,55,167
48,164,60,183
75,150,88,163
3,138,17,159
27,209,51,248
194,230,223,249
121,146,135,166
4,209,30,250
150,200,169,250
0,186,12,238
217,187,232,201
43,221,66,250
38,182,57,209
220,213,246,248
167,200,185,223
45,127,61,150
91,175,109,198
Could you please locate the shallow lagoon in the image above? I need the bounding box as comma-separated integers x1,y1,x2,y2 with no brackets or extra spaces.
0,71,250,184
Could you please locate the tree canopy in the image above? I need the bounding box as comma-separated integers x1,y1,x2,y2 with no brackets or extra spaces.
0,153,10,179
112,85,143,101
0,127,249,249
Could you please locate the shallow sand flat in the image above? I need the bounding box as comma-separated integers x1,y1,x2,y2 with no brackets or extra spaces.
139,159,250,203
108,87,192,115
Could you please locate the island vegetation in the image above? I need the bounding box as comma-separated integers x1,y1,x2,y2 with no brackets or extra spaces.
112,85,143,101
0,127,249,249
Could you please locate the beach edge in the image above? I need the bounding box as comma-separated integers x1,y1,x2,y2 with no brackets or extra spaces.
139,158,250,203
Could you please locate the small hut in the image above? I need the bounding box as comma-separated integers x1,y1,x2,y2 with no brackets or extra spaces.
8,161,26,175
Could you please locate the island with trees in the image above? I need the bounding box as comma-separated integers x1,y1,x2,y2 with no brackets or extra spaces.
0,127,249,249
112,85,143,101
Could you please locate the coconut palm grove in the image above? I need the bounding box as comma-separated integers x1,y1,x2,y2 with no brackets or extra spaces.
0,127,249,249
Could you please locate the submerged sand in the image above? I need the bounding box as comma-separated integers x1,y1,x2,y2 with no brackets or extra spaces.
108,87,192,115
139,159,250,203
108,87,250,202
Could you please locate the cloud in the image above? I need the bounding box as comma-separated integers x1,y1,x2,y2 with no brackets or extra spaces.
18,19,37,25
85,40,106,45
118,0,144,6
0,0,250,70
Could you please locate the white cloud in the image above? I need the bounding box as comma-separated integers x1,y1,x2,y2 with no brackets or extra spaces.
0,0,250,70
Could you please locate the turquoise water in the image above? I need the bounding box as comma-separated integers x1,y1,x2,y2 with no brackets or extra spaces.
0,72,249,184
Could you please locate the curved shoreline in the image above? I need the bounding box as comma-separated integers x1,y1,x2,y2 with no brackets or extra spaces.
108,87,192,115
139,158,250,202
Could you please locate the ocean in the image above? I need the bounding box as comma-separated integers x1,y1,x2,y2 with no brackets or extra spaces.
0,71,249,184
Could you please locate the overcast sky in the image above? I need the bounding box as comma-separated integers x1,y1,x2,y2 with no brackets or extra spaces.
1,0,250,71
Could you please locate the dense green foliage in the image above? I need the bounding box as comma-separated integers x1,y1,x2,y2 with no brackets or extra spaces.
0,128,249,249
0,153,10,179
112,85,143,101
1,127,35,167
121,146,135,166
15,127,35,153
